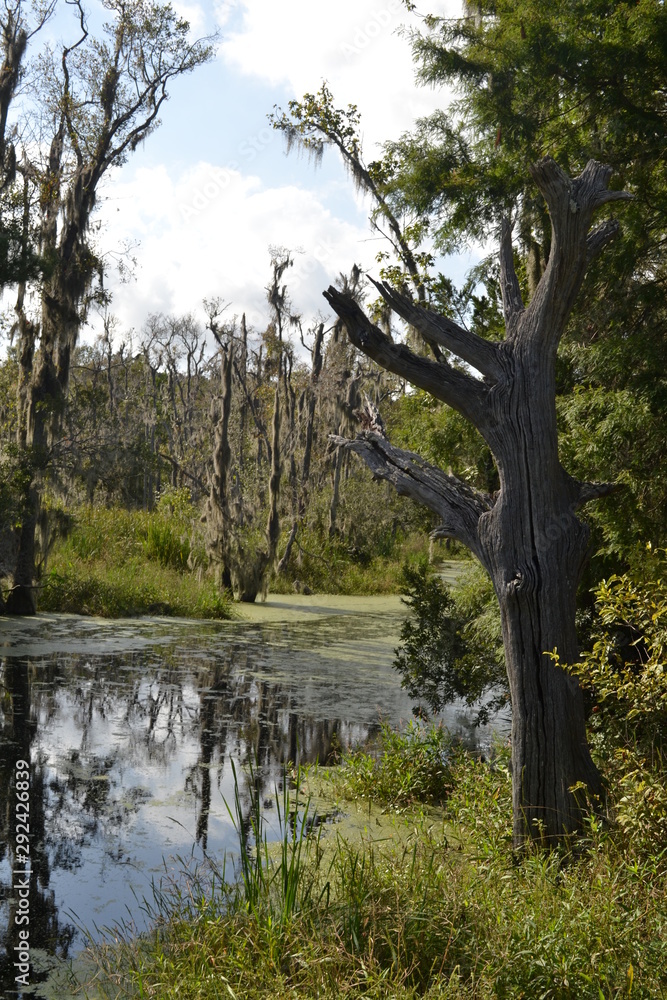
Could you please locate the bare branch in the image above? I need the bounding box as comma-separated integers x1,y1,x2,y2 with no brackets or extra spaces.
522,158,632,348
586,219,621,264
330,430,492,558
323,286,489,428
573,479,623,508
499,218,524,329
369,278,505,381
531,157,633,225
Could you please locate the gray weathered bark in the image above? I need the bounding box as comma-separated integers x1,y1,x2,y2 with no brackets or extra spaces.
324,158,630,845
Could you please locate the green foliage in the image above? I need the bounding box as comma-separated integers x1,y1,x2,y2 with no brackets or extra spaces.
0,451,32,530
76,737,666,999
379,0,667,569
575,563,667,728
394,562,506,724
387,0,667,241
557,386,667,561
40,565,231,619
332,720,454,808
272,466,435,595
556,549,667,850
40,505,230,618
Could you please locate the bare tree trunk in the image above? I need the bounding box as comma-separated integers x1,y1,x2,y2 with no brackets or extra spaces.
205,324,282,604
6,488,39,614
265,385,281,573
328,446,342,539
205,341,233,586
6,287,40,614
278,321,325,574
477,373,601,842
324,158,630,845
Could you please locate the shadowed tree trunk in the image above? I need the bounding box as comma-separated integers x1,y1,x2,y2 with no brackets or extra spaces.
324,158,630,846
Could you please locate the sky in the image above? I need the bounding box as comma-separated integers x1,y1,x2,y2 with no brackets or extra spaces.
28,0,474,341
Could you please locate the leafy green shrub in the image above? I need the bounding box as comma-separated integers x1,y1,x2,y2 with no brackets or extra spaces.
555,548,667,851
333,720,454,808
155,486,198,519
394,561,507,724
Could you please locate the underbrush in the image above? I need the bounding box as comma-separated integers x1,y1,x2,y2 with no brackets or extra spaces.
75,726,666,1000
38,500,465,613
329,720,454,808
268,527,445,596
40,562,232,618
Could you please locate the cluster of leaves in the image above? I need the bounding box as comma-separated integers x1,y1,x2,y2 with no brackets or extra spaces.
557,548,667,849
394,561,506,725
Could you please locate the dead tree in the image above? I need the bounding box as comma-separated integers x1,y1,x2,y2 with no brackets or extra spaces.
277,320,326,574
205,309,281,604
7,0,213,613
324,158,630,846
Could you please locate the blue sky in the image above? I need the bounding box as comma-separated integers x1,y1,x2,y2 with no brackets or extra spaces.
62,0,473,338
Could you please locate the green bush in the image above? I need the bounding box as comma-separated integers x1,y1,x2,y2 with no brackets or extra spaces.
555,548,667,852
394,561,507,725
332,720,454,808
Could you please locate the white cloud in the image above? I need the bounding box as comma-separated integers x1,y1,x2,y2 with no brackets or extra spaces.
96,162,378,337
172,0,208,39
85,0,476,339
219,0,464,153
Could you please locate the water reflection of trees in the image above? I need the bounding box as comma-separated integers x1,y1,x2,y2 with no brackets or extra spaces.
0,657,75,996
0,629,378,982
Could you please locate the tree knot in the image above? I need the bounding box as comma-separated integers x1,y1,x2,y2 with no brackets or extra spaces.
505,564,538,598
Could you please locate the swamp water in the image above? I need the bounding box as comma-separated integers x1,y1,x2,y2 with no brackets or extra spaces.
0,595,509,996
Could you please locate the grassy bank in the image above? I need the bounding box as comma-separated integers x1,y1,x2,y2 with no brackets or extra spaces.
73,725,666,999
39,505,233,619
38,503,457,616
